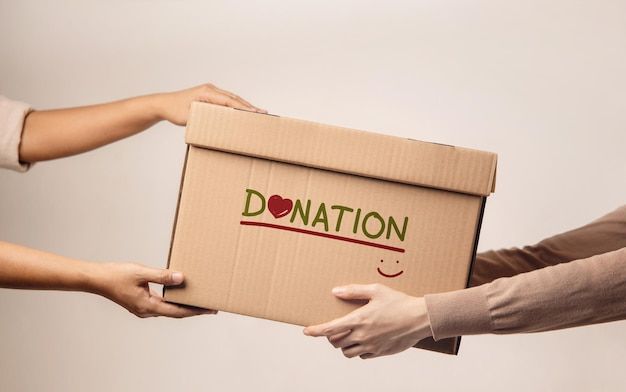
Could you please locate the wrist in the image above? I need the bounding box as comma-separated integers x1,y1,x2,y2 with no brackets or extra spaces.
409,296,433,340
128,93,166,124
80,261,110,296
143,93,169,122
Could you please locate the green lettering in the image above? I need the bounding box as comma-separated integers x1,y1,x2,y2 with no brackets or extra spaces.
352,208,361,234
311,202,329,232
330,205,353,232
362,211,385,239
241,188,265,217
290,199,311,225
386,216,408,241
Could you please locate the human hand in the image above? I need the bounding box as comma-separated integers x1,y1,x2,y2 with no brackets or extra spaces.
152,83,267,126
303,284,432,359
92,262,215,318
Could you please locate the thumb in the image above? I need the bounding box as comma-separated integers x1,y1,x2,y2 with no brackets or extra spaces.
332,284,380,300
140,266,184,286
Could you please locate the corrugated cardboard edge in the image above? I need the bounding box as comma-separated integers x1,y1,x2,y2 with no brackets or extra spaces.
490,158,498,193
185,103,498,197
164,145,190,294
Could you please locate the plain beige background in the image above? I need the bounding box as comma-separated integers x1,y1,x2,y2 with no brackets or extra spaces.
1,1,625,391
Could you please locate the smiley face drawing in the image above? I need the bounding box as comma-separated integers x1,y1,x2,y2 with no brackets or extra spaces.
377,259,404,278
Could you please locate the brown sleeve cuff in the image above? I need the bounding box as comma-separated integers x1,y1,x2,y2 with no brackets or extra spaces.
424,285,494,341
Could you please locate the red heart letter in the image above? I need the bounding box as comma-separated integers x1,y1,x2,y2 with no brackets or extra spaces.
268,195,293,218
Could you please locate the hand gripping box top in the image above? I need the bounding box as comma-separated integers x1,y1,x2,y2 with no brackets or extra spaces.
165,102,497,355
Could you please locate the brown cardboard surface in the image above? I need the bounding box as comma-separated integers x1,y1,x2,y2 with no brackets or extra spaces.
185,103,497,197
165,103,497,355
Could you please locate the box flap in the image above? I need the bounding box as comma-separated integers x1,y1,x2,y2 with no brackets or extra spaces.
185,102,497,196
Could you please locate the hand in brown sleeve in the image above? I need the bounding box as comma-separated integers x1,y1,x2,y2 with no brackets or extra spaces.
425,205,626,340
471,205,626,286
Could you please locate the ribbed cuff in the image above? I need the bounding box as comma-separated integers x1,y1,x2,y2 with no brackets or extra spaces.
424,285,494,341
0,96,32,172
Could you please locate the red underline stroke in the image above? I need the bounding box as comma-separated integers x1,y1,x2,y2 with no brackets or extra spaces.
239,220,405,253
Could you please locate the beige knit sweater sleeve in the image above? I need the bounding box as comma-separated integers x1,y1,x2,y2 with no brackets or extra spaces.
425,205,626,340
0,95,32,172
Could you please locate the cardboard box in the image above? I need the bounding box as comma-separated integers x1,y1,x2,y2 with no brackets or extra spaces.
165,102,497,355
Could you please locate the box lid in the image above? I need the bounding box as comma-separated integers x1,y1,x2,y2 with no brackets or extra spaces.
185,102,497,196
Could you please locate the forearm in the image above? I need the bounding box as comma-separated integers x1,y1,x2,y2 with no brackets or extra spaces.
471,205,626,286
426,247,626,340
13,83,264,164
19,94,162,162
0,241,102,293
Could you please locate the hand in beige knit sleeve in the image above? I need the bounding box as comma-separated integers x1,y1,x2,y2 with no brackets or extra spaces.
471,205,626,286
305,205,626,358
426,205,626,340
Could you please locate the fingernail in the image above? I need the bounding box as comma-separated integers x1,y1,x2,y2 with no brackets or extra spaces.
303,328,310,336
332,287,345,295
171,272,184,284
